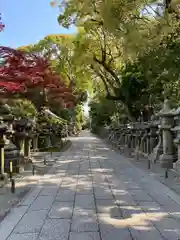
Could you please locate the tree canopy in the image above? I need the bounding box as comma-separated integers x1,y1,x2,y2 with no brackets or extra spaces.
49,0,180,121
18,34,93,95
0,46,76,110
0,32,88,132
1,0,180,129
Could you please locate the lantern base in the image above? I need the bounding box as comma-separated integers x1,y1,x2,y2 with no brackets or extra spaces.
160,153,174,169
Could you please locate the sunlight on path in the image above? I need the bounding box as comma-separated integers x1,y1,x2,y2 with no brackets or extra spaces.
0,130,180,239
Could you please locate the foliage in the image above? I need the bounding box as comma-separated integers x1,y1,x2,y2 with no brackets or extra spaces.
18,34,93,96
2,0,180,132
0,46,76,111
7,99,37,118
89,98,118,130
50,0,180,122
52,1,153,118
37,109,67,146
56,108,72,122
38,113,64,126
74,104,84,131
119,20,180,109
17,34,92,131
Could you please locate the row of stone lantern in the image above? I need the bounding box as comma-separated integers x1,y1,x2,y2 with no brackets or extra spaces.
115,121,159,160
108,99,180,175
37,107,68,149
0,101,69,180
0,102,37,179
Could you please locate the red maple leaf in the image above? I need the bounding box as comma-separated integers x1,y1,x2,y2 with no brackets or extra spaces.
0,46,76,108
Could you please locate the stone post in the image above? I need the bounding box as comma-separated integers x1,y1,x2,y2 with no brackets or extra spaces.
131,124,136,152
24,137,31,160
143,124,149,157
32,134,38,152
140,125,146,156
127,134,132,156
134,123,142,160
125,124,132,157
119,125,126,153
159,99,175,173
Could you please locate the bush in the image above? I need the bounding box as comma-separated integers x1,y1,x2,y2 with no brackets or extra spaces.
8,99,37,118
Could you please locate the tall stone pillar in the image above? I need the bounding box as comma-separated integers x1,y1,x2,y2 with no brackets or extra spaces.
159,99,175,169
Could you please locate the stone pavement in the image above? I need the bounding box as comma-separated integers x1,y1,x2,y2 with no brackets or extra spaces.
1,131,180,240
0,152,55,222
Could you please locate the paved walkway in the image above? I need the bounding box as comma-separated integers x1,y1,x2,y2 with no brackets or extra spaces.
1,131,180,240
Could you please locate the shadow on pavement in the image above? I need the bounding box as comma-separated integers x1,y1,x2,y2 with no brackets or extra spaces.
3,131,180,240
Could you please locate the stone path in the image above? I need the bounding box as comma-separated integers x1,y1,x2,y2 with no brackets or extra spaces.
1,131,180,239
0,152,55,222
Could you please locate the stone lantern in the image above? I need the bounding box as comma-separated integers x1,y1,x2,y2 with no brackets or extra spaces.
13,118,35,163
158,99,175,170
0,102,20,174
13,119,28,158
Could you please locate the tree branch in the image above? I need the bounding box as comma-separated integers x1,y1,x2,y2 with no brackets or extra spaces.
90,64,110,95
93,55,120,86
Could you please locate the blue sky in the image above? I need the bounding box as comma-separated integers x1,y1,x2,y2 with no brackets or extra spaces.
0,0,75,48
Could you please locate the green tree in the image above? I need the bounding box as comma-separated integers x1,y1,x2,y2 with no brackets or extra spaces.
51,0,180,119
18,34,93,95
